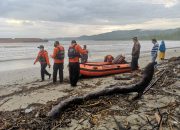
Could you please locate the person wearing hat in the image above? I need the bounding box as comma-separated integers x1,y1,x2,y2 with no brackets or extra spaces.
151,38,159,63
34,45,51,81
68,40,88,86
51,41,65,83
131,37,141,70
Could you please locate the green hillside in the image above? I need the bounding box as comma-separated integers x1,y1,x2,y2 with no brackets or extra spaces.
53,28,180,41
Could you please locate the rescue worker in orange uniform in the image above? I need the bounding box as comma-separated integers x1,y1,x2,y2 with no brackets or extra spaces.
34,45,51,81
81,45,88,63
104,55,114,63
51,41,65,83
68,40,88,86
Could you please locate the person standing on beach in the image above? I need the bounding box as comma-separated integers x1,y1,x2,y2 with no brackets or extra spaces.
34,45,51,81
51,41,65,83
151,39,159,63
159,40,166,60
81,45,88,63
131,37,141,70
68,40,88,87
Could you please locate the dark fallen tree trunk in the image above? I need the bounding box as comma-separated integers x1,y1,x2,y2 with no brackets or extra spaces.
48,62,156,119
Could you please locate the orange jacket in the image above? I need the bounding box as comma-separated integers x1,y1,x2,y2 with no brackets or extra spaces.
69,44,87,63
34,50,50,65
51,45,64,63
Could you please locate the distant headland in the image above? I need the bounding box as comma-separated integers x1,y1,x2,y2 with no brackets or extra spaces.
51,28,180,41
0,38,48,43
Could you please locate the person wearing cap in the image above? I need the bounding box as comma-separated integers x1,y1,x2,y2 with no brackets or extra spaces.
51,41,65,83
34,45,51,81
68,40,88,86
151,39,159,63
131,37,141,70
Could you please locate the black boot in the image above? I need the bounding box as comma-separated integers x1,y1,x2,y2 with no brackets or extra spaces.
49,74,51,79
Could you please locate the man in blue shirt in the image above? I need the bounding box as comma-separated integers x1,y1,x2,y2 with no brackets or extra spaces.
151,39,159,63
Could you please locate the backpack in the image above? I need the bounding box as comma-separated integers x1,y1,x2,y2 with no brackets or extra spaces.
56,46,65,60
112,55,126,64
68,45,80,58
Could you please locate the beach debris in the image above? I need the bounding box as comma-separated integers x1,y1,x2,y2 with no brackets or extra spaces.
89,115,99,126
0,98,12,107
114,75,132,80
0,57,179,130
112,116,130,130
25,107,34,113
48,62,155,118
143,69,166,94
154,108,163,130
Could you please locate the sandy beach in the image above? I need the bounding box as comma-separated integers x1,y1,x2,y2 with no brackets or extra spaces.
0,48,179,111
1,0,180,129
0,48,179,130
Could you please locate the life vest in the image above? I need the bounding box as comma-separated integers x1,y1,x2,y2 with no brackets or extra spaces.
38,51,46,63
68,45,80,58
55,46,65,60
81,53,88,63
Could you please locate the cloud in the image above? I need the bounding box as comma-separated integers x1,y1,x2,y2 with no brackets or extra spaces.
1,17,180,38
0,0,180,37
163,0,179,7
143,0,179,8
0,0,180,25
5,19,35,26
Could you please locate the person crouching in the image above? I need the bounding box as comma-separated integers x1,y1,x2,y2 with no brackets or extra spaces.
34,45,51,81
68,40,88,87
104,55,114,63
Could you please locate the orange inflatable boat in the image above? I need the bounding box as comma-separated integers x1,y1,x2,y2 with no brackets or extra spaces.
80,62,131,77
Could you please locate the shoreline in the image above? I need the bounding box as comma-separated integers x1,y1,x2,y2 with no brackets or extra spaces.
0,47,179,112
0,38,48,43
0,47,179,85
0,46,180,63
0,56,179,130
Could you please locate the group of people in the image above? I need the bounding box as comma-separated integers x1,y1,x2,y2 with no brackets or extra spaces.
131,37,166,70
34,40,88,86
34,38,166,86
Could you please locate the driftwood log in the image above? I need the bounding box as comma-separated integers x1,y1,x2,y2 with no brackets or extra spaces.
48,62,155,119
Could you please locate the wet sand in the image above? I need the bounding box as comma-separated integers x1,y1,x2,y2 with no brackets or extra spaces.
0,48,179,130
0,48,179,111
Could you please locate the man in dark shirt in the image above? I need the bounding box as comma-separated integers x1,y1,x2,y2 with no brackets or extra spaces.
131,37,141,70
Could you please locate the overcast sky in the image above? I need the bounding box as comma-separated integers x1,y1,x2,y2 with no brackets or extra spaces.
0,0,180,38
